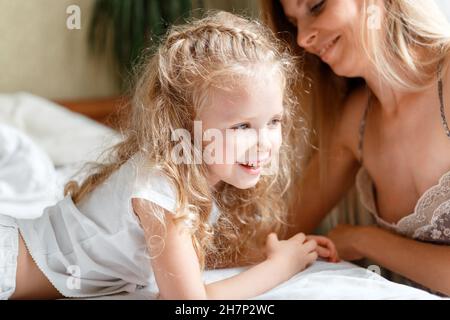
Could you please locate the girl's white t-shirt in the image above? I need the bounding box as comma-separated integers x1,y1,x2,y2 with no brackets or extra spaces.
16,152,220,298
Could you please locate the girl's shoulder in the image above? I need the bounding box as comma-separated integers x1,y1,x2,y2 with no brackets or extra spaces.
124,152,178,215
78,152,179,218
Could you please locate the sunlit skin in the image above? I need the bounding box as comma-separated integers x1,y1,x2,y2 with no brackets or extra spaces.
281,0,450,294
281,0,366,77
200,74,284,190
11,235,63,299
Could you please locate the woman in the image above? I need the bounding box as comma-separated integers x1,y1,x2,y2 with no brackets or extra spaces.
261,0,450,295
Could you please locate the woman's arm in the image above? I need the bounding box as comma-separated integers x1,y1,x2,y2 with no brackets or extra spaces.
289,149,359,235
132,199,320,300
289,89,367,236
329,225,450,296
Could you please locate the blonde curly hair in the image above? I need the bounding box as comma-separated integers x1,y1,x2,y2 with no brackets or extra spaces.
65,11,303,269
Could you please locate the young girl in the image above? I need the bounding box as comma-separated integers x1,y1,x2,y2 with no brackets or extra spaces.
1,12,338,300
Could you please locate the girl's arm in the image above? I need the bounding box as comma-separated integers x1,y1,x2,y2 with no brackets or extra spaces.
329,225,450,296
132,199,320,300
205,233,316,300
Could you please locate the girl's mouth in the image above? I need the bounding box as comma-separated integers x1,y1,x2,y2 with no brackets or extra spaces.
237,159,269,175
238,163,262,175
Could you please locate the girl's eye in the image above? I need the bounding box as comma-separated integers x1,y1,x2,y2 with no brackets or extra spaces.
231,123,251,130
310,0,326,15
269,119,282,127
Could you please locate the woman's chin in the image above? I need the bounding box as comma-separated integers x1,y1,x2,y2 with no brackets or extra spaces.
328,60,361,78
326,60,342,74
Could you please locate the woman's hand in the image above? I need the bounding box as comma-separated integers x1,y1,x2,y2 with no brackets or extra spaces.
327,224,367,261
265,232,318,277
306,235,340,263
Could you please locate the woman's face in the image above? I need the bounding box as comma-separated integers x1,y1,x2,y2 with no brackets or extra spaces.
280,0,370,77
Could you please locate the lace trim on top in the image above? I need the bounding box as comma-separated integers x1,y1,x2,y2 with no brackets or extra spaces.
356,62,450,244
356,168,450,244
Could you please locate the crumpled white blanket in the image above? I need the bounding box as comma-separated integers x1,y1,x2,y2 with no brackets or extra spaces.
0,124,60,219
0,92,118,217
0,92,119,166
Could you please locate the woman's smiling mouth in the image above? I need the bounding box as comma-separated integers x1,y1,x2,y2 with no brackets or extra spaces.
318,36,341,61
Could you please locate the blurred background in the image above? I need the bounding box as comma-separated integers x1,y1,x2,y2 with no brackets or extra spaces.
0,0,449,108
0,0,260,101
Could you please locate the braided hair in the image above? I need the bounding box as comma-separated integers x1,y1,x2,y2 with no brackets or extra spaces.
65,11,302,269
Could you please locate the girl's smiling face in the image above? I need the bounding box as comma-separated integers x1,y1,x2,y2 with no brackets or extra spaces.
199,73,284,189
280,0,369,77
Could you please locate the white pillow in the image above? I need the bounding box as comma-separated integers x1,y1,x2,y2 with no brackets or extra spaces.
0,92,120,166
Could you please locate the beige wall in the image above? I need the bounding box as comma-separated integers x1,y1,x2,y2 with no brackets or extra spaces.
0,0,121,100
0,0,260,101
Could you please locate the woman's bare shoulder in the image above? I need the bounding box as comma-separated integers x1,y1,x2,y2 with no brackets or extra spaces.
444,53,450,85
334,85,370,155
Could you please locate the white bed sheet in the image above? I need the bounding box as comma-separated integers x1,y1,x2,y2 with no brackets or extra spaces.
0,93,444,300
86,261,441,300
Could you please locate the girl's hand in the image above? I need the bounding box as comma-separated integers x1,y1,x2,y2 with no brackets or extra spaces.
265,232,318,277
327,225,366,261
306,235,340,263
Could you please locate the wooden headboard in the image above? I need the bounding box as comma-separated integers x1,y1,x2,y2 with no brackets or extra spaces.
54,96,126,128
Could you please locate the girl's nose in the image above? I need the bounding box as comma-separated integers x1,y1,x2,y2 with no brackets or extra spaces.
257,129,271,152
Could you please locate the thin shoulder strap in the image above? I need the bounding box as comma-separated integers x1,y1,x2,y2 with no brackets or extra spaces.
438,60,450,139
358,90,373,164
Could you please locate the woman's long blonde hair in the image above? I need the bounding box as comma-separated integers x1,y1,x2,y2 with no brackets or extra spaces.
261,0,450,220
65,11,303,268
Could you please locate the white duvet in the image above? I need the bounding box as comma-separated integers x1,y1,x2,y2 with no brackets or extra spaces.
0,93,442,300
92,262,441,300
0,124,60,218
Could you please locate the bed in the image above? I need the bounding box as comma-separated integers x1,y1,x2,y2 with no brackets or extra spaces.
0,92,443,300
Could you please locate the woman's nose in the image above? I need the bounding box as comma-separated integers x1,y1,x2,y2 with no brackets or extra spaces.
297,28,318,49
